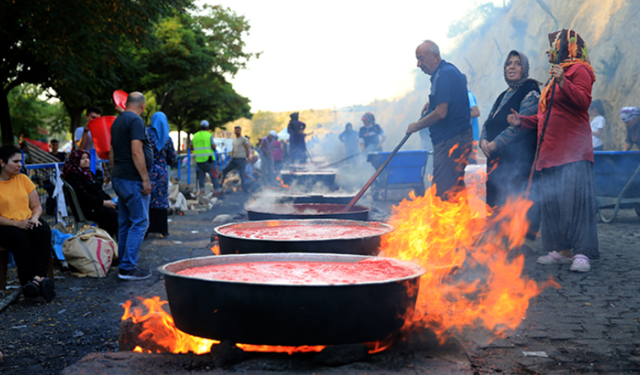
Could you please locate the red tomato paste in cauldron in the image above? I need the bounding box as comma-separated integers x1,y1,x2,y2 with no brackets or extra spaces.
176,258,416,284
218,224,385,240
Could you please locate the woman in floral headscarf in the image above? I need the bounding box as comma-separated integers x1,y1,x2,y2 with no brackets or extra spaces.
507,29,598,272
62,149,118,237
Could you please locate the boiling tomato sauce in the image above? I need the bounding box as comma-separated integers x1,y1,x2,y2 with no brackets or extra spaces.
176,258,416,284
218,224,386,240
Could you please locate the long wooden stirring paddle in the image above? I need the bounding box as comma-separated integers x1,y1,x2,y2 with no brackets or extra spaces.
342,133,412,212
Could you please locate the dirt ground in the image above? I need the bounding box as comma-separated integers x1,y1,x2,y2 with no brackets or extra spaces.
1,188,639,375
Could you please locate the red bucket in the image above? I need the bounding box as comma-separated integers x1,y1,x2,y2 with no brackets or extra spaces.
88,116,116,160
113,90,128,111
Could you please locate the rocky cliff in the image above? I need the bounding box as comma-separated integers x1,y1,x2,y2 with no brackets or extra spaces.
376,0,640,150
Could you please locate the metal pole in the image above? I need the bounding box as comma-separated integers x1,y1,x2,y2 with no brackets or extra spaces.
177,155,182,181
90,149,97,174
187,148,191,185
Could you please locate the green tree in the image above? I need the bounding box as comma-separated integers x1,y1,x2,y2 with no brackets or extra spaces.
0,0,191,144
8,84,69,140
144,5,257,110
159,73,251,151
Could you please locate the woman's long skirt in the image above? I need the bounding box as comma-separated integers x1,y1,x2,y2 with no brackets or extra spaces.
147,208,169,236
538,160,599,259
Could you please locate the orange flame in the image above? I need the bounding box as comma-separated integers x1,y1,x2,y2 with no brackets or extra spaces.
121,297,387,355
211,244,220,255
276,176,290,188
381,184,559,342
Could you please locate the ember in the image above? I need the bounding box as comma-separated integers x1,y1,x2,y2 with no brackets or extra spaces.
381,185,559,342
276,176,290,188
210,244,220,255
176,258,417,284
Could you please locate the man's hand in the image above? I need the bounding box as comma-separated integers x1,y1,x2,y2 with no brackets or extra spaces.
550,65,565,88
507,109,521,126
406,122,421,134
141,180,152,196
103,200,117,209
421,101,430,117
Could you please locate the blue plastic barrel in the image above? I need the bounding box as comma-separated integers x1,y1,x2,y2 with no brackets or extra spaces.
593,151,640,197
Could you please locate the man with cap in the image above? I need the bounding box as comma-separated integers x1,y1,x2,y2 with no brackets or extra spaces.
191,120,221,195
621,107,640,151
359,112,386,152
260,130,277,186
287,112,307,163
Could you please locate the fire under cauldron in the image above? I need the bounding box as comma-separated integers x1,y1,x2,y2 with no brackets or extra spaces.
158,253,425,346
246,203,370,221
214,219,392,255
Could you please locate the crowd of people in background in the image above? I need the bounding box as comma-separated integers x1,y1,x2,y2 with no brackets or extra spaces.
5,26,640,303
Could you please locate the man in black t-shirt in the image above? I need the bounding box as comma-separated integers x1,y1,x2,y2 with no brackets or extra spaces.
109,92,153,281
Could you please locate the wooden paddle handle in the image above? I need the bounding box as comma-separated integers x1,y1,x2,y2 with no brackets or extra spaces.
343,133,412,211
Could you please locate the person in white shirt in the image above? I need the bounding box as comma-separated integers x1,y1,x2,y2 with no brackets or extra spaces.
589,100,606,151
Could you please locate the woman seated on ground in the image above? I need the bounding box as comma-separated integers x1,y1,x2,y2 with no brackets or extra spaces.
479,50,541,255
0,145,56,302
62,150,118,237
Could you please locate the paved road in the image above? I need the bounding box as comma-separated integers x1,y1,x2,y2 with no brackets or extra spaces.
465,208,640,374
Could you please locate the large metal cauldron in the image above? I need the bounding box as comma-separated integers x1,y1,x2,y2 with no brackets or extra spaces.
214,219,392,255
159,253,425,346
252,192,356,205
246,203,369,221
280,170,337,188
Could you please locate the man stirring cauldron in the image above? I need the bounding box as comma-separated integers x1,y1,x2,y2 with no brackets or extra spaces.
287,112,307,163
406,40,472,200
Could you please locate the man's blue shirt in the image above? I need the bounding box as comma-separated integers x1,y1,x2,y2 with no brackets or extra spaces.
427,60,471,145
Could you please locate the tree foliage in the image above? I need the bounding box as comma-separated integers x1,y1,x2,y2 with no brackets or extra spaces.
8,85,69,140
1,1,256,146
0,0,191,144
159,73,251,134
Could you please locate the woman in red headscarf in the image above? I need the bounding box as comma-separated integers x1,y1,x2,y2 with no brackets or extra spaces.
508,29,598,272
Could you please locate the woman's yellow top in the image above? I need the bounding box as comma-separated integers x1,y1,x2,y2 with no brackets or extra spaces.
0,174,35,221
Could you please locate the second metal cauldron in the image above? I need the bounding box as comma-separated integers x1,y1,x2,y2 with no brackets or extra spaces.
246,203,370,221
214,219,393,255
158,253,425,346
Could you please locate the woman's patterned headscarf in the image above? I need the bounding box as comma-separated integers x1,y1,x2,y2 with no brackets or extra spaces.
62,149,93,181
362,112,375,125
539,29,595,113
620,107,640,123
504,50,530,89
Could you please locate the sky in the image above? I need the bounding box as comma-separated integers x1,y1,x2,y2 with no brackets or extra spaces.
200,0,504,112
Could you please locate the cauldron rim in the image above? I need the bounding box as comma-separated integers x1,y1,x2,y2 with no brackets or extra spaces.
244,203,370,215
214,218,393,242
158,253,425,287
